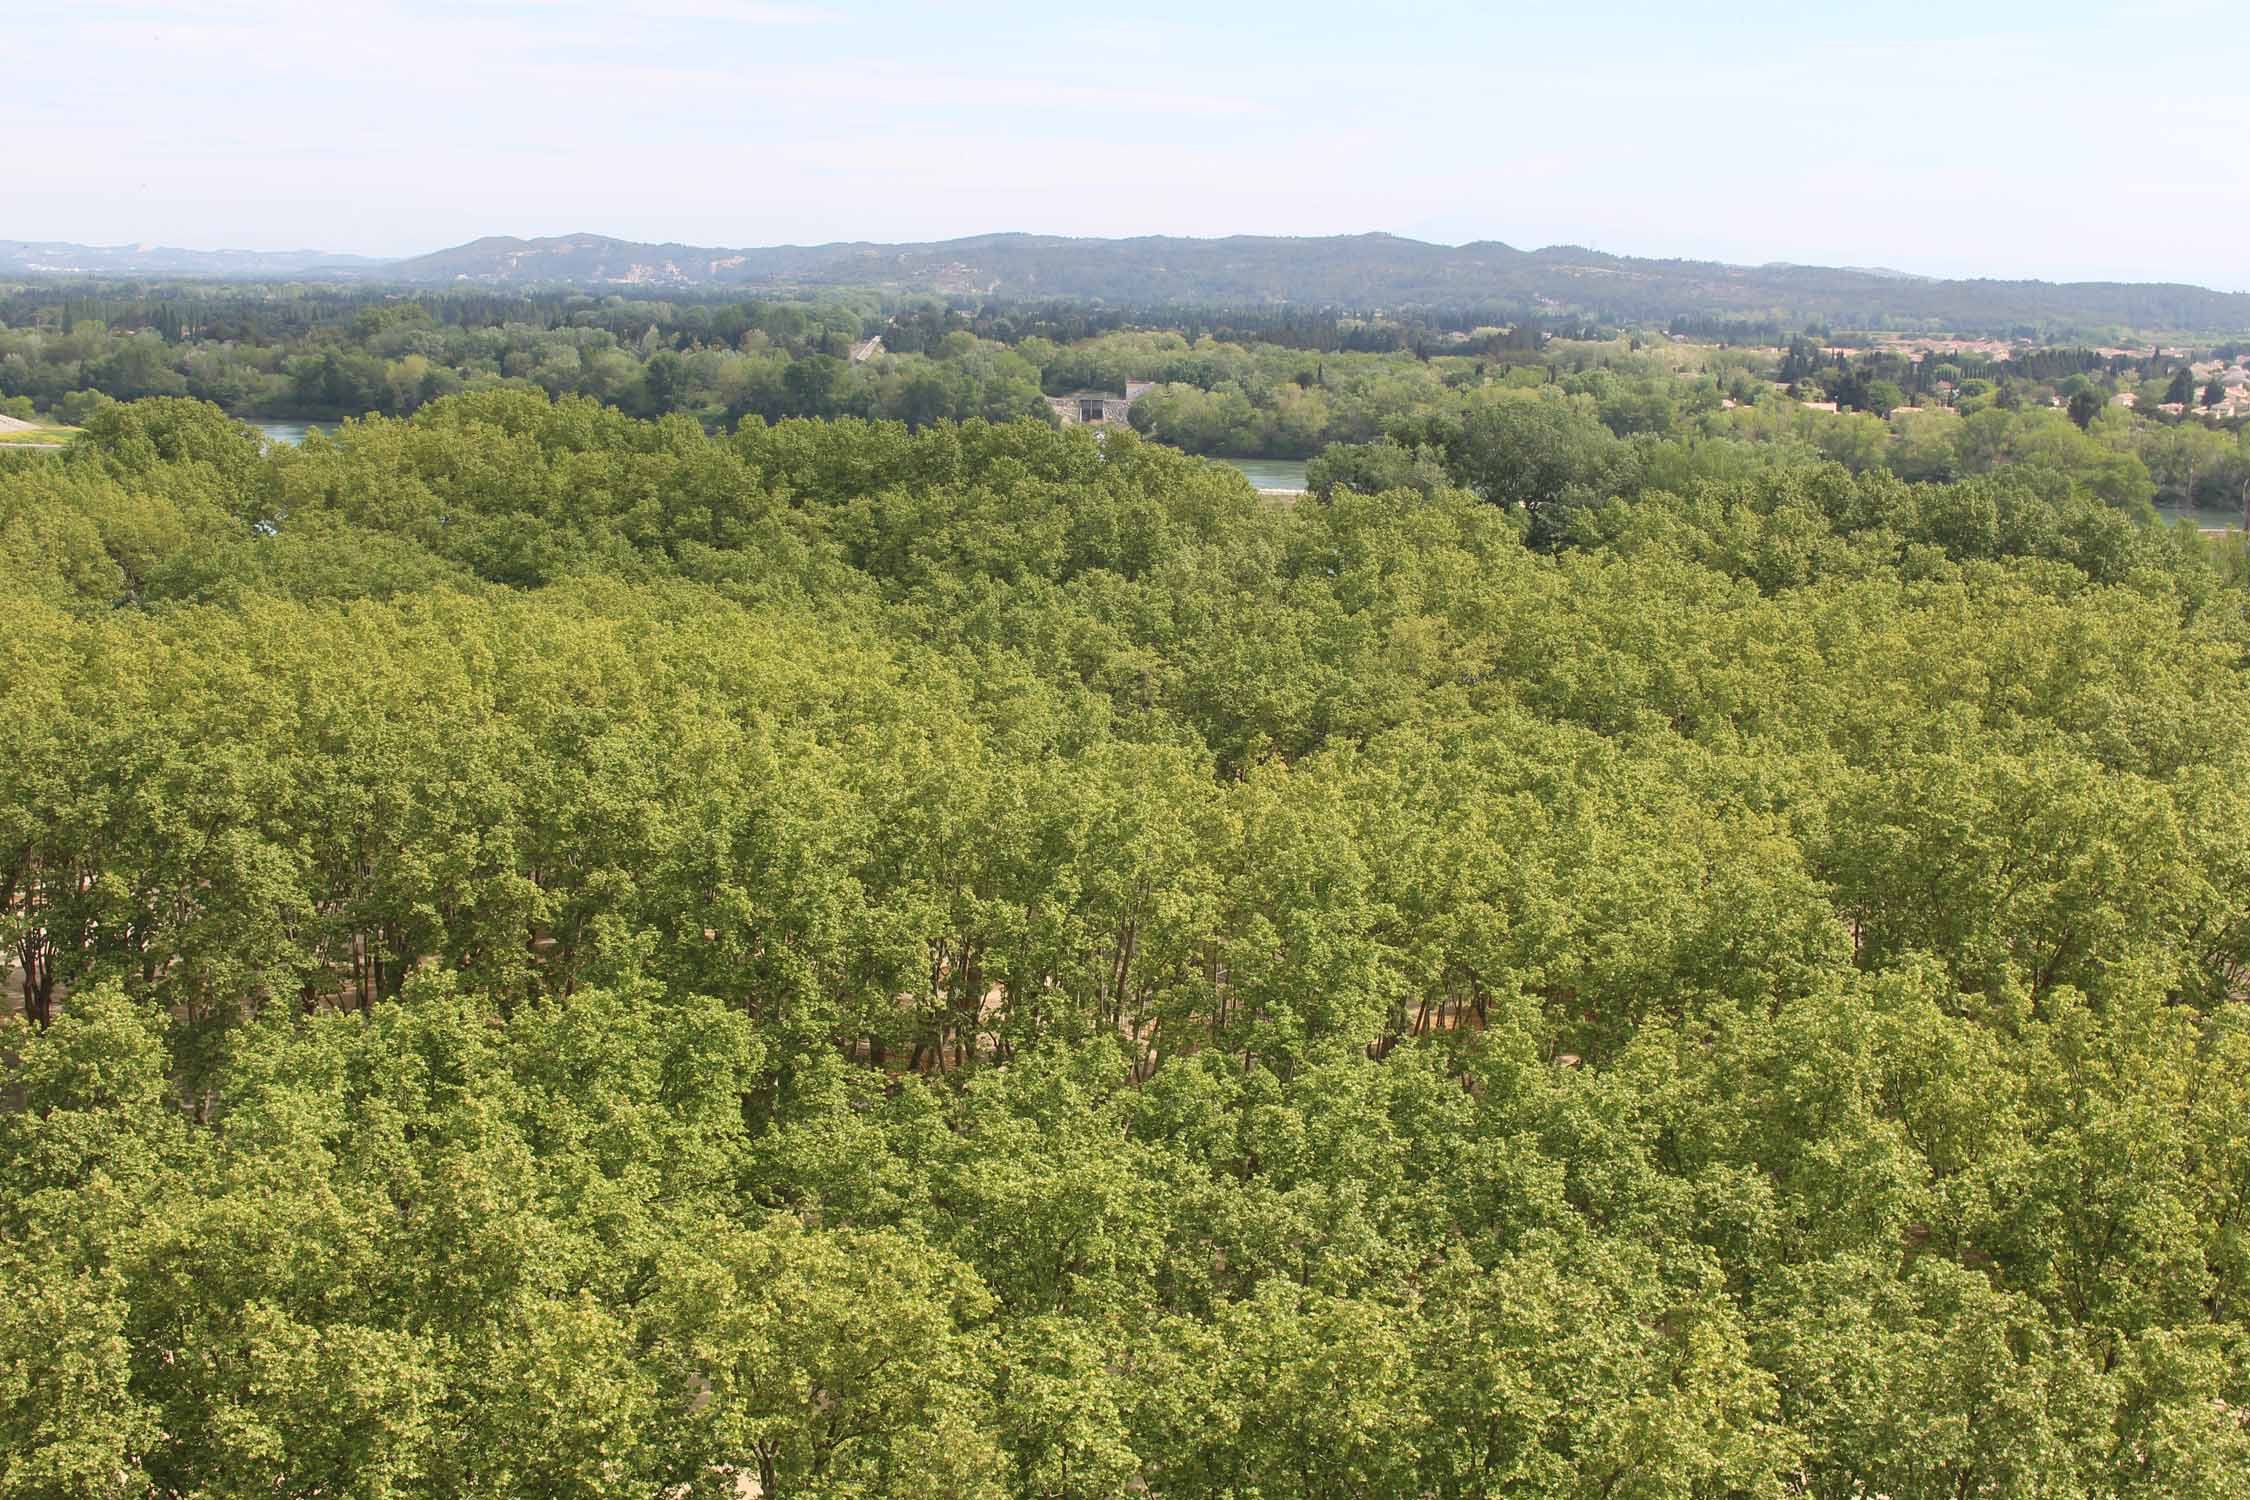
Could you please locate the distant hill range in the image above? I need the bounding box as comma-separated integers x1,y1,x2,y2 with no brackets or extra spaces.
0,240,388,278
11,231,2250,333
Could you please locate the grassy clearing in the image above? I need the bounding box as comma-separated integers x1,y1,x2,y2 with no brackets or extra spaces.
0,425,83,446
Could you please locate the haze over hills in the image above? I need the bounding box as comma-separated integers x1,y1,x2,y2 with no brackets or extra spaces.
378,233,2250,332
10,230,2250,333
0,240,389,278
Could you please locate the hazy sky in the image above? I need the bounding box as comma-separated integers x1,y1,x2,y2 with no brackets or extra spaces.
8,0,2248,287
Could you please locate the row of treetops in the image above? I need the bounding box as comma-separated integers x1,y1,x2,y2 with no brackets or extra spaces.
4,393,2250,1493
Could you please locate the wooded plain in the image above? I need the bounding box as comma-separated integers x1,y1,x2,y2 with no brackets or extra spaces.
4,386,2250,1497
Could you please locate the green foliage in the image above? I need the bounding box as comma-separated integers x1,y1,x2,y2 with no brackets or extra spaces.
2,392,2247,1496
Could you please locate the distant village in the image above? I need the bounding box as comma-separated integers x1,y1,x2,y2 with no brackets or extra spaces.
1781,339,2250,422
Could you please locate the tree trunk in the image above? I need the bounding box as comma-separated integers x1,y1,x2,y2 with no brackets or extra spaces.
23,944,55,1029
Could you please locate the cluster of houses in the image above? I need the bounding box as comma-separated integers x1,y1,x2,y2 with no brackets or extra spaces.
2110,362,2250,419
1789,340,2250,425
1791,362,2250,423
2189,361,2250,419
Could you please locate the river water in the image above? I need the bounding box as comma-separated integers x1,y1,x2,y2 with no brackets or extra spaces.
1216,457,1309,493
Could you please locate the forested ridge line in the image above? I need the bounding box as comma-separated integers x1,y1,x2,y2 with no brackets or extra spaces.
15,230,2250,334
3,393,2249,1497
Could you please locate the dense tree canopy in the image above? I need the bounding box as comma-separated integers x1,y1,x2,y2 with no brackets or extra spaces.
8,284,2246,498
4,392,2250,1496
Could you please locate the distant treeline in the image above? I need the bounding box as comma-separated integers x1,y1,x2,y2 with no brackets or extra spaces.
4,284,2247,501
0,283,1590,445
